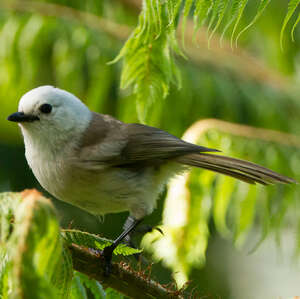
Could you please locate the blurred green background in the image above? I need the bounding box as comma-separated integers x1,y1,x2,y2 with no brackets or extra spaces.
1,0,300,298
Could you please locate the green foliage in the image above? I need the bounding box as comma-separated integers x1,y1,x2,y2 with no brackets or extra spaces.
115,0,300,120
281,0,300,48
62,229,142,255
71,272,106,299
105,288,125,299
0,191,65,298
0,10,121,143
235,0,271,45
143,122,300,286
1,1,300,140
111,0,182,122
0,192,137,298
1,0,300,295
53,245,73,298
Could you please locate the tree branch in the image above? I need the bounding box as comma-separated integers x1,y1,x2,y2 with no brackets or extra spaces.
68,243,184,299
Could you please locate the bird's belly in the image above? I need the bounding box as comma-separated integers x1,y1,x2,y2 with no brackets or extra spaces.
57,183,131,215
52,174,129,215
25,138,156,217
29,150,183,218
37,165,144,216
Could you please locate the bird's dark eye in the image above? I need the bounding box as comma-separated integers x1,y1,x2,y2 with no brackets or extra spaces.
39,103,52,114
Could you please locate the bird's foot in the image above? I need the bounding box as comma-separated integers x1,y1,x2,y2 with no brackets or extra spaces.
100,217,143,276
101,245,115,277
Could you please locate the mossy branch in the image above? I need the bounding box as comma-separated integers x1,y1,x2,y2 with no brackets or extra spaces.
68,243,184,299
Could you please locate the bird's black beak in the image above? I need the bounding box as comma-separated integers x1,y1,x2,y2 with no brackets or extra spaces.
7,112,39,123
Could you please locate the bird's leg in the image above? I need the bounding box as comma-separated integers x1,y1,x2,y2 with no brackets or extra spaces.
102,216,142,276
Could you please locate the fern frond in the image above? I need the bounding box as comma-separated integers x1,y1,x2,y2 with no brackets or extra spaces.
291,12,300,41
220,0,241,45
113,0,300,121
194,0,213,33
230,0,248,47
208,0,230,47
280,0,300,49
112,0,181,122
235,0,271,44
181,0,193,47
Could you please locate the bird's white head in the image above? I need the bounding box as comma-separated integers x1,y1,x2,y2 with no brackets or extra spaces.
8,86,92,146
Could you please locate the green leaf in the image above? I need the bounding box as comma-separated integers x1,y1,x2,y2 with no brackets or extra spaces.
291,12,300,42
107,242,142,256
208,0,230,47
105,288,125,299
166,0,183,28
230,0,249,47
74,272,106,299
213,175,236,237
70,275,88,299
235,0,271,44
51,245,73,298
111,0,181,122
0,191,65,299
0,192,22,243
62,229,112,248
181,0,194,47
193,0,213,33
220,0,242,45
234,184,258,247
62,229,142,256
280,0,300,49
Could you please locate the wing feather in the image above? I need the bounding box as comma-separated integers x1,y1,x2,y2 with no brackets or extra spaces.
78,113,296,186
120,123,219,163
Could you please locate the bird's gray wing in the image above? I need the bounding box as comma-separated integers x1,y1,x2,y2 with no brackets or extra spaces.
77,113,296,185
77,112,218,169
116,123,218,166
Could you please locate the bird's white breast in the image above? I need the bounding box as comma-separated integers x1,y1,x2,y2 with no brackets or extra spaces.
23,128,145,217
22,125,185,219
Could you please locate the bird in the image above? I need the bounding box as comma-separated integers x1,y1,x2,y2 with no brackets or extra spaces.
7,85,296,275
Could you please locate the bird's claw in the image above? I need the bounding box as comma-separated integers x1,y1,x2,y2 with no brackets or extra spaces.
101,245,114,277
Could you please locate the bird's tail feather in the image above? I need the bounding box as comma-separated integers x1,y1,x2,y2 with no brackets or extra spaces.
176,153,296,185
